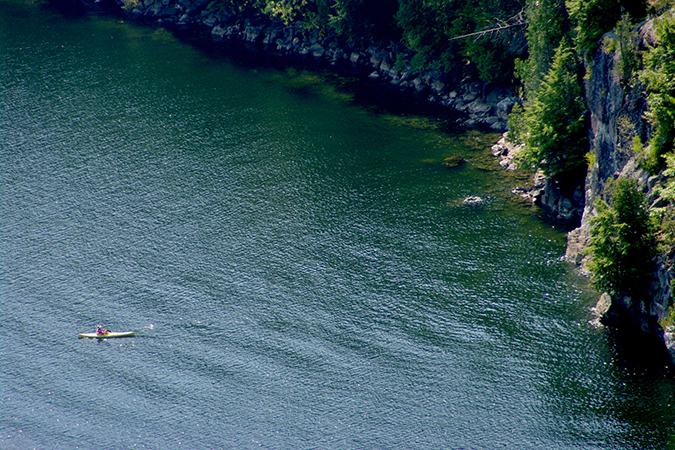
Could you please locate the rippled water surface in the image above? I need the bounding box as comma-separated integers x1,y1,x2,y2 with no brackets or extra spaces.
2,2,675,448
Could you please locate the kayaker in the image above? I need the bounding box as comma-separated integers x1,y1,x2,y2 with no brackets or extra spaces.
96,325,109,336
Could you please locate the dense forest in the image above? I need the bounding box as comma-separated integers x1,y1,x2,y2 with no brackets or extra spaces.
195,0,526,81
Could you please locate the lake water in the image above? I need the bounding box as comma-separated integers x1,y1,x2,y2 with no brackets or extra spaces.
2,2,675,448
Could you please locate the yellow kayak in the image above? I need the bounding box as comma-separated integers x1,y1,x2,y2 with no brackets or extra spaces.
78,331,136,339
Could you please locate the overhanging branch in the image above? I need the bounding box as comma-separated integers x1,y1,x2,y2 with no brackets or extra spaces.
449,8,526,42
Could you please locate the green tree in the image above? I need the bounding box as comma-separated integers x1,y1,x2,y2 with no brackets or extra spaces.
567,0,621,53
263,0,312,25
396,0,524,80
587,178,658,303
330,0,400,41
515,0,570,100
523,39,588,182
640,13,675,172
567,0,647,54
396,0,462,70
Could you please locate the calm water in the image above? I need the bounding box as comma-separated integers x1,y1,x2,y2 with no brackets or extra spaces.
2,2,675,449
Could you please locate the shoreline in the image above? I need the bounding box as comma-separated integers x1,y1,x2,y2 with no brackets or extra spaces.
72,0,588,230
79,0,519,132
73,0,586,230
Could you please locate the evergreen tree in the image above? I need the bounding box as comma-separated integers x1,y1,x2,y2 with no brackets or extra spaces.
567,0,647,54
523,39,588,182
515,0,570,100
587,178,658,303
641,13,675,172
396,0,524,80
330,0,400,41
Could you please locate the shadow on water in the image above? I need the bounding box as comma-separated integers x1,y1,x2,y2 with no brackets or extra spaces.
599,329,675,449
606,328,675,378
164,24,467,127
42,0,87,17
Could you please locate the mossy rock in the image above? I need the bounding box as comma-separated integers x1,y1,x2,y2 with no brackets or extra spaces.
442,156,465,168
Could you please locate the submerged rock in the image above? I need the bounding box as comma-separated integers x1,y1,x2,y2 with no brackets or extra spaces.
442,156,465,168
463,196,484,206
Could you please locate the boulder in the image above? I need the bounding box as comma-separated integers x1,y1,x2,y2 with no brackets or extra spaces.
411,77,427,92
244,25,263,43
211,26,226,39
309,43,325,58
594,292,612,317
202,14,219,28
430,79,445,94
467,100,492,115
380,58,393,77
369,51,385,69
496,97,519,120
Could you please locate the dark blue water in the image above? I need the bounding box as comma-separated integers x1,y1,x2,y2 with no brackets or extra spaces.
2,2,675,448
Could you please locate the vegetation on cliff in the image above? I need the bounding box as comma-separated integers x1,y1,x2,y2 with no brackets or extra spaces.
587,178,658,305
508,0,656,187
641,12,675,172
518,39,587,184
581,9,675,331
201,0,526,83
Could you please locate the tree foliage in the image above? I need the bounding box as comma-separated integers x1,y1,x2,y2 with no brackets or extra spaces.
396,0,524,79
587,178,658,303
205,0,528,82
508,0,653,186
515,0,570,100
567,0,647,54
328,0,400,41
522,40,588,181
640,12,675,172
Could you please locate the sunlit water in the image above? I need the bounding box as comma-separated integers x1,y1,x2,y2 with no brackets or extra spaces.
2,2,675,448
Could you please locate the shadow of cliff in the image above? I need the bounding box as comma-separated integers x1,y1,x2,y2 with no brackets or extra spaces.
606,327,674,378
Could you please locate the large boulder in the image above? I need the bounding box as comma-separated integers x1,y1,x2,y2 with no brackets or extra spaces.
496,97,519,120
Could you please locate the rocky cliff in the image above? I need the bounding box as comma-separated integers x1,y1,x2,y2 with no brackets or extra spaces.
564,15,675,361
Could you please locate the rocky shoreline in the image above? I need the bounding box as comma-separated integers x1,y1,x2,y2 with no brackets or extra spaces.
490,134,585,227
82,0,519,132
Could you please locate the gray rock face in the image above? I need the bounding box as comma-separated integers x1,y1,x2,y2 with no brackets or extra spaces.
564,16,674,361
496,97,518,121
